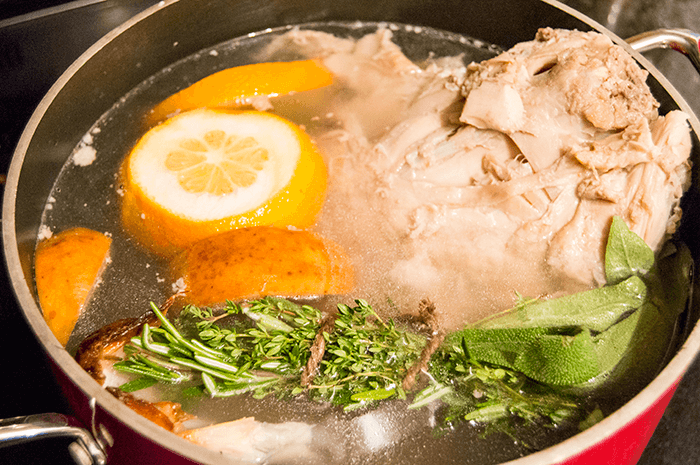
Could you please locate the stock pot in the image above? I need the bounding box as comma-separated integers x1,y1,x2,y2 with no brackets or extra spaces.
3,0,700,463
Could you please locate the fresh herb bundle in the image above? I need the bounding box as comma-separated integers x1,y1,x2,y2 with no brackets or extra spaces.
116,297,427,409
113,216,690,434
306,300,425,410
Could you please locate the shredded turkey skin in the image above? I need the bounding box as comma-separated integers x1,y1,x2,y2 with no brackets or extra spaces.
457,27,691,290
265,27,692,329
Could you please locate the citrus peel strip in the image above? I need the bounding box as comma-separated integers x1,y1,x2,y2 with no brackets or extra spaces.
171,226,354,306
35,227,112,346
150,59,334,124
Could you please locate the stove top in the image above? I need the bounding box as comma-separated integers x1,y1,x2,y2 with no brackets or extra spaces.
1,1,700,464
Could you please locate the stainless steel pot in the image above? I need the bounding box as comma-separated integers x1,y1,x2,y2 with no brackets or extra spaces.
3,0,700,464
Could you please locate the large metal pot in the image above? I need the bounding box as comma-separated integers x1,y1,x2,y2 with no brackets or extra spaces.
3,0,700,463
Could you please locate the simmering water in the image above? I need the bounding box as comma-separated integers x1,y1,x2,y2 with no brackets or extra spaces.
38,21,662,465
45,20,502,352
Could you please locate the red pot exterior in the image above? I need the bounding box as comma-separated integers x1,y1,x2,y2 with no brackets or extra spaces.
48,359,200,465
559,383,678,465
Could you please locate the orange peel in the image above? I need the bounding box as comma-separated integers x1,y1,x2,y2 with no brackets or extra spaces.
149,59,334,124
35,227,112,346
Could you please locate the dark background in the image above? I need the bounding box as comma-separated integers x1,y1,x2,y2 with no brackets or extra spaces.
1,0,700,463
0,0,72,18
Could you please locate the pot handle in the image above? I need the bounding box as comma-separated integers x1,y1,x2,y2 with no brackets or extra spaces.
0,413,106,465
626,28,700,74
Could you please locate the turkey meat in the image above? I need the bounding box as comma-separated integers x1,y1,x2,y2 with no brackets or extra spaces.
265,27,692,329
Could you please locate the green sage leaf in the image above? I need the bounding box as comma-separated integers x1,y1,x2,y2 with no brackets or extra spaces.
477,276,648,333
513,330,599,386
605,216,655,284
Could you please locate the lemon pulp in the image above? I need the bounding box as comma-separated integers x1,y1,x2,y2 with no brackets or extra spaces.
122,108,327,256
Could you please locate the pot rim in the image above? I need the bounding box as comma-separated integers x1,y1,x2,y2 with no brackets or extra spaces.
3,0,700,464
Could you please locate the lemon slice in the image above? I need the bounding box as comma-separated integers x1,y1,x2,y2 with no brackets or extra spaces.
122,109,327,256
131,109,300,220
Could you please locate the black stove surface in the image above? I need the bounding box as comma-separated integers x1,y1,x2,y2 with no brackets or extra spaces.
1,1,700,464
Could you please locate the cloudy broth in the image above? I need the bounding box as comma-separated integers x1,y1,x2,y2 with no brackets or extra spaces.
38,22,666,465
45,21,502,353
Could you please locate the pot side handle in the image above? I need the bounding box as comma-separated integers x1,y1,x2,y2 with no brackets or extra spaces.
0,413,106,465
626,28,700,74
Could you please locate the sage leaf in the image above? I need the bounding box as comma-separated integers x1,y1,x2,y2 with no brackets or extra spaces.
653,242,693,318
477,276,648,333
513,330,599,386
448,327,553,369
449,328,601,386
591,301,661,375
605,216,654,284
